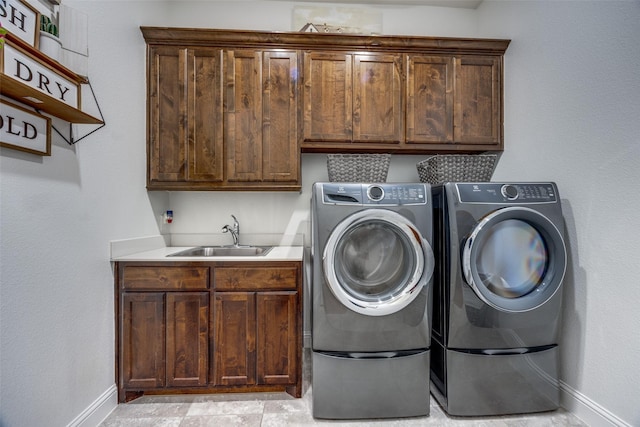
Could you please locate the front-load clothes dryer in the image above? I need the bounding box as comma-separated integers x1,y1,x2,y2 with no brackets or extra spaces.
311,182,435,419
430,182,567,417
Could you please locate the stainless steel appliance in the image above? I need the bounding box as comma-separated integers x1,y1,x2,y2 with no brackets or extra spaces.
311,182,435,419
431,182,567,416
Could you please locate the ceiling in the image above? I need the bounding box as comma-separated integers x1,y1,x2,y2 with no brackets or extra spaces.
264,0,484,8
164,0,484,9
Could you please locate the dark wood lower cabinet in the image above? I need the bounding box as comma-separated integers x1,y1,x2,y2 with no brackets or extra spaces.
213,291,298,387
115,261,302,402
120,292,209,392
166,292,209,387
121,293,165,390
256,292,298,387
213,292,255,386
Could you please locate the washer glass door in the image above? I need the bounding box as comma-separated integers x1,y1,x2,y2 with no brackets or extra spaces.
324,209,434,316
463,207,566,312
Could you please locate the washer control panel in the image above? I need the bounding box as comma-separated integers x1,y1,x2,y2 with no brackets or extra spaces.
456,183,558,204
322,183,428,205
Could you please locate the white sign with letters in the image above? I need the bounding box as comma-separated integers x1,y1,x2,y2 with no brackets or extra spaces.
0,0,39,47
0,99,51,156
3,43,79,108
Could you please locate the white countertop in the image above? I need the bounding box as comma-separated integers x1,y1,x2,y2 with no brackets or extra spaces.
111,245,303,262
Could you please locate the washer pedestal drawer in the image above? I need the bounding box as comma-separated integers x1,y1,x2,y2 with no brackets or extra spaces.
312,350,430,419
432,346,559,417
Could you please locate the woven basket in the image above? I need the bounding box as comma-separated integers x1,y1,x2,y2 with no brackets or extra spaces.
416,154,498,184
327,154,391,182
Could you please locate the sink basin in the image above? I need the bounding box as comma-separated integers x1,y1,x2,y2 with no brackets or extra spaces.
167,246,272,257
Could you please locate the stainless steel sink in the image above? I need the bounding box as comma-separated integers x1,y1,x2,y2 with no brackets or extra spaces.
167,246,272,257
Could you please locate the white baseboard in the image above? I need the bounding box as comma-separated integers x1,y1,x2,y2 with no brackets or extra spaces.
66,384,118,427
560,381,631,427
66,372,631,426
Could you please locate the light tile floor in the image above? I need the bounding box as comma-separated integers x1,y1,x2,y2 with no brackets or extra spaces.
101,351,588,427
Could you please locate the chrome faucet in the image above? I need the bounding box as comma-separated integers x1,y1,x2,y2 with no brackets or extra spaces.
222,215,240,246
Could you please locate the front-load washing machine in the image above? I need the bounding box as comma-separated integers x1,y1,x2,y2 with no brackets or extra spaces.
430,182,567,416
311,182,435,419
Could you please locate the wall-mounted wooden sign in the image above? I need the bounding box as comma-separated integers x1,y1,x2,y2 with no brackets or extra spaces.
0,0,40,48
2,42,80,109
1,39,103,124
0,98,51,156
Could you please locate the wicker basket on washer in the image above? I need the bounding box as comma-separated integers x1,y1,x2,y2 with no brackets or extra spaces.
327,154,391,182
416,154,498,184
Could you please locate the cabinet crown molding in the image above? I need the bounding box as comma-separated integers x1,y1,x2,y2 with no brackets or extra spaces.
140,26,510,55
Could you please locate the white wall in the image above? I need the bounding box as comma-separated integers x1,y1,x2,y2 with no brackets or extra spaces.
477,2,640,426
1,1,638,426
0,3,167,426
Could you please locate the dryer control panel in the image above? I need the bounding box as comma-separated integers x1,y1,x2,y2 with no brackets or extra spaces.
456,183,558,204
321,183,428,206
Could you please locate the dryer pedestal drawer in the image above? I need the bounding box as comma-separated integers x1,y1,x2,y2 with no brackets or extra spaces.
435,346,559,416
312,350,430,419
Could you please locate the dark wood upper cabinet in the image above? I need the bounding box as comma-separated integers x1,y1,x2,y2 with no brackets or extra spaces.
303,51,505,153
353,53,404,144
224,50,299,185
453,55,502,145
303,51,353,143
406,55,453,144
141,27,510,188
406,54,503,150
190,48,225,182
303,51,403,145
145,40,300,191
147,46,224,187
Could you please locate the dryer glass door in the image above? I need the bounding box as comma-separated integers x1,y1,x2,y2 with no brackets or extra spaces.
462,207,566,312
324,209,434,316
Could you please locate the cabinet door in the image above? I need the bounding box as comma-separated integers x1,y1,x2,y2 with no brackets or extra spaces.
262,51,299,183
406,55,453,144
188,48,224,182
213,292,256,386
256,292,298,385
353,53,403,143
303,51,353,142
303,52,402,144
225,50,299,183
148,46,185,183
166,292,209,387
121,293,165,389
454,55,502,146
148,46,223,186
224,50,263,182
